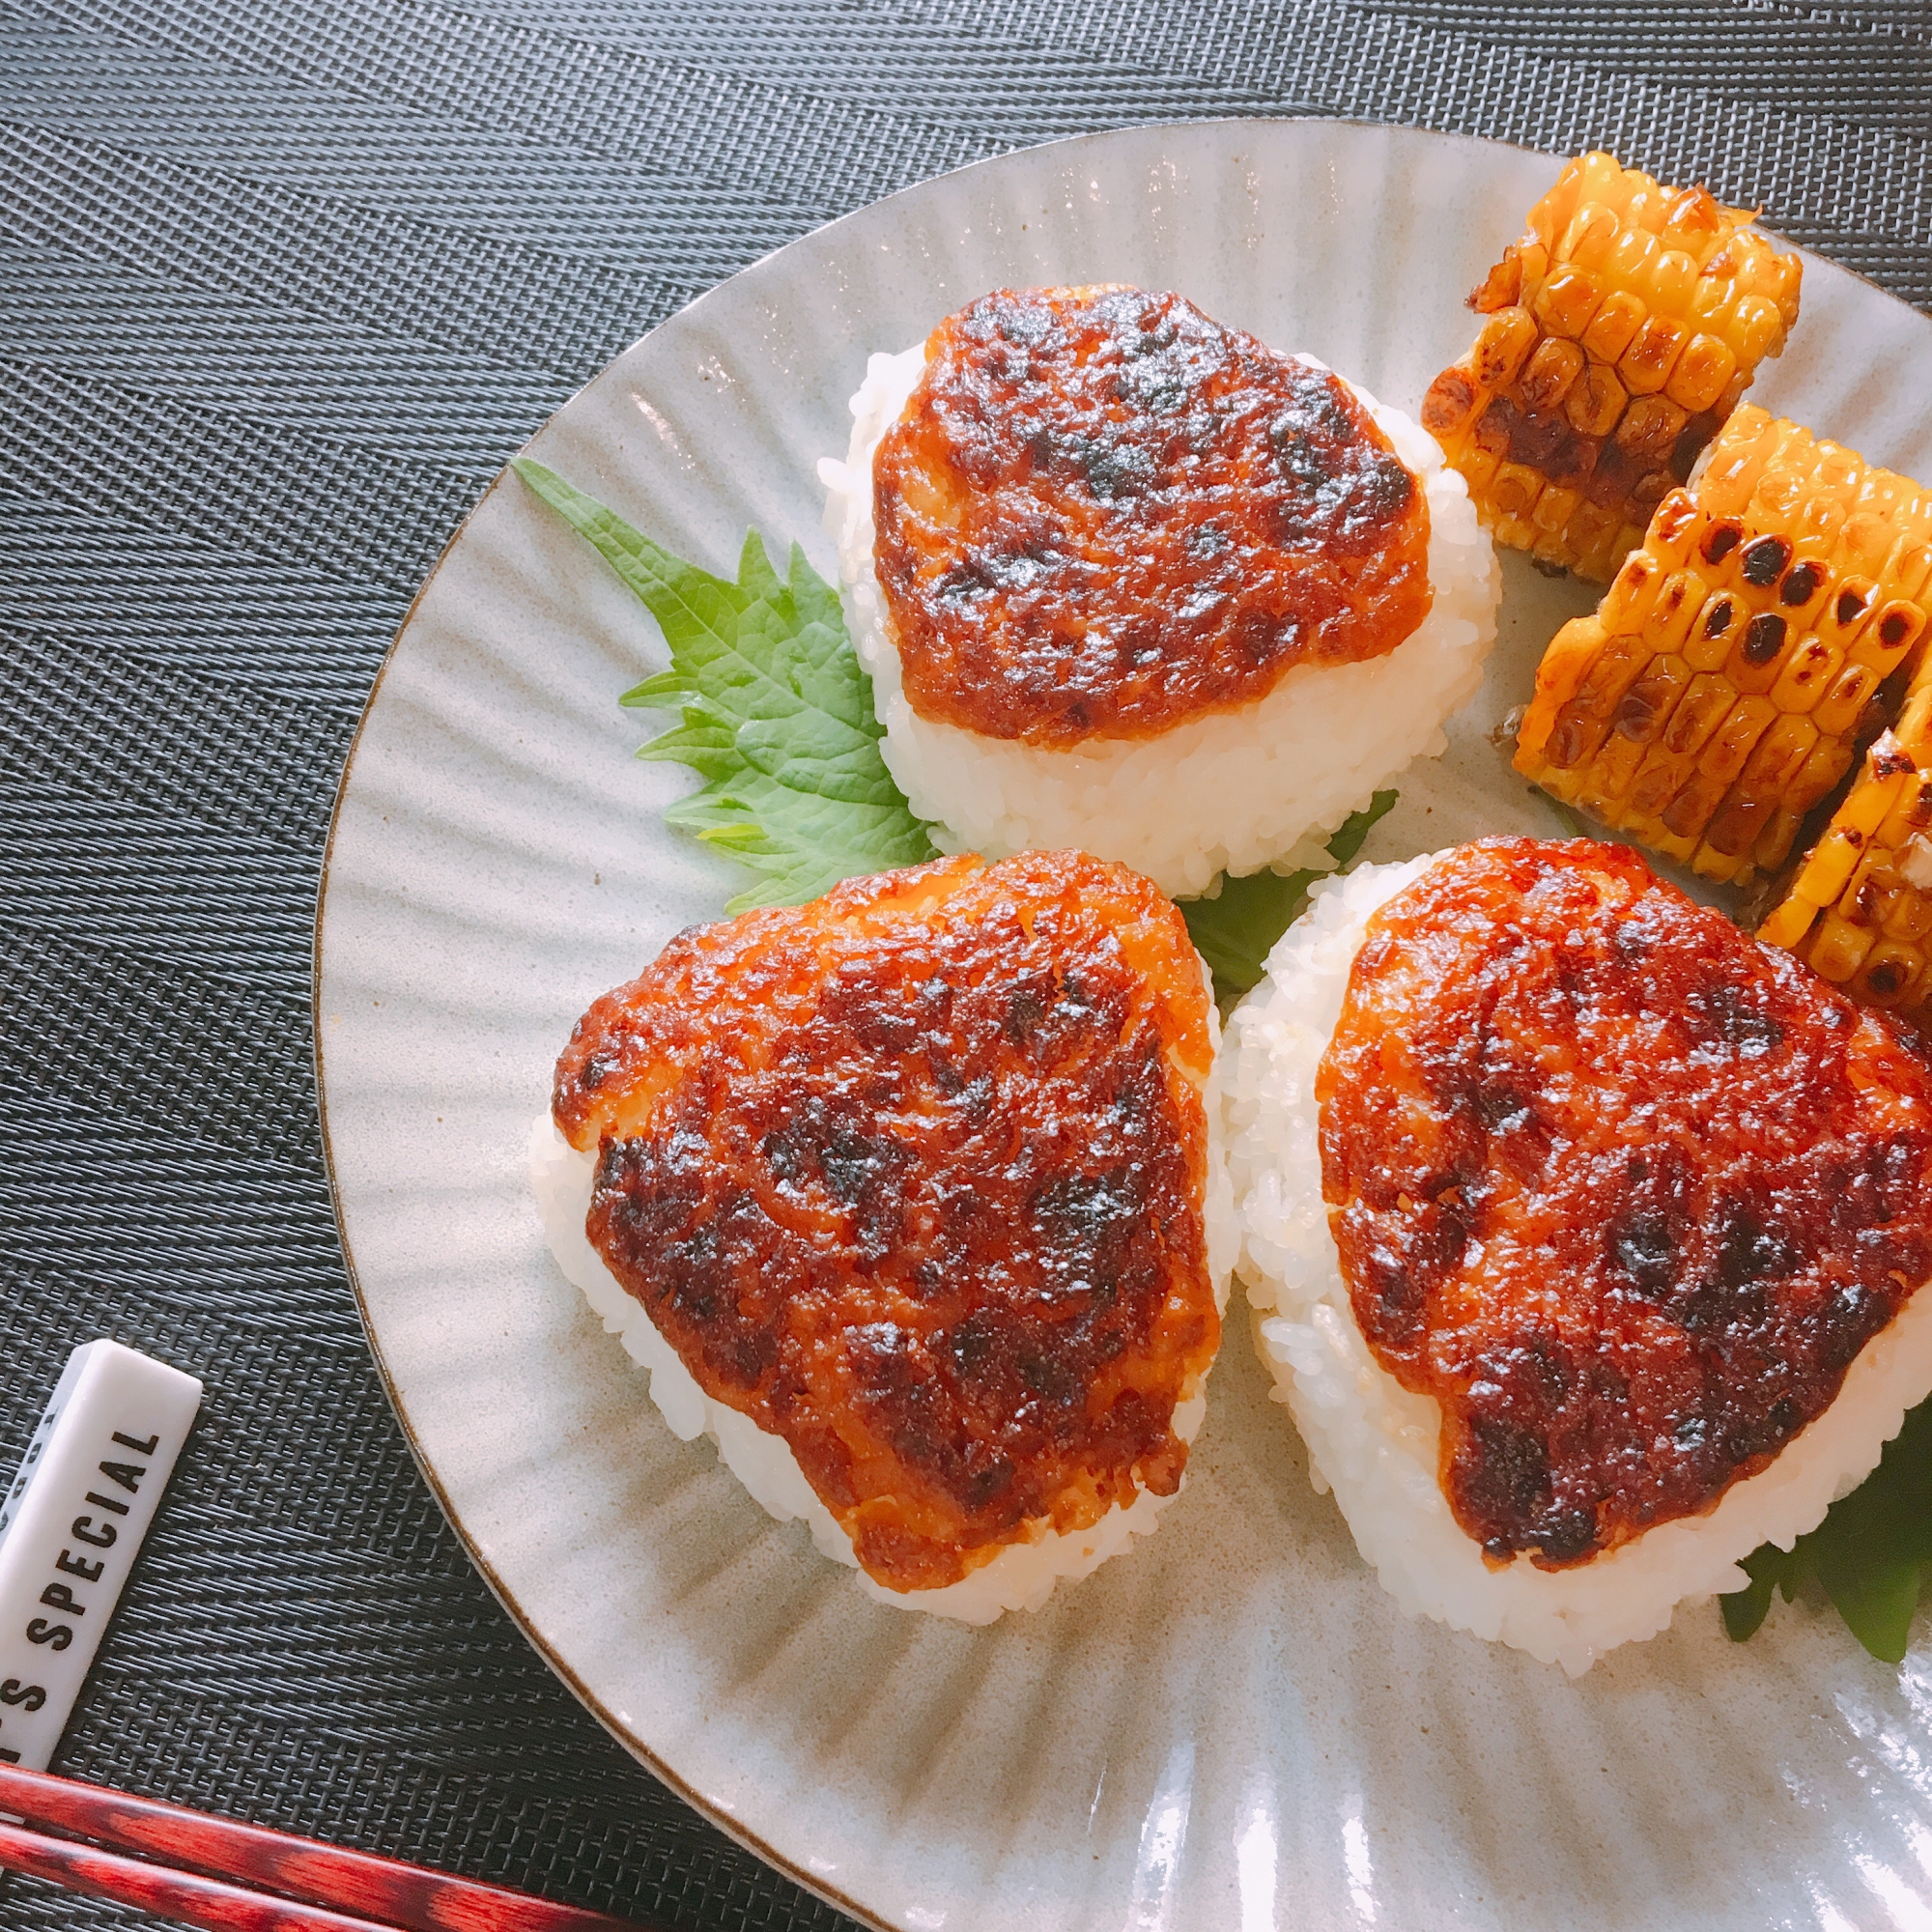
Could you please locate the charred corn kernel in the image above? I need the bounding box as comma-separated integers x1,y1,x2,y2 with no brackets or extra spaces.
1613,653,1693,744
1664,333,1737,413
1564,362,1626,438
1768,634,1839,713
1538,702,1615,779
1523,408,1932,884
1885,882,1932,945
1805,910,1876,983
1457,443,1501,500
1855,601,1929,670
1579,726,1649,809
1577,632,1656,717
1533,484,1582,534
1723,611,1792,695
1429,155,1801,580
1643,570,1704,653
1473,308,1539,390
1619,315,1690,394
1813,662,1881,738
1823,578,1876,639
1776,554,1832,626
1685,590,1743,671
1615,395,1688,465
1648,490,1704,566
1582,291,1647,366
1600,552,1665,632
1520,336,1586,414
1421,366,1484,441
1534,266,1605,338
1852,940,1923,1007
1699,695,1776,784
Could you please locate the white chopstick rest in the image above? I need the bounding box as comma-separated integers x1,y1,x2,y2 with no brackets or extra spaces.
0,1341,202,1770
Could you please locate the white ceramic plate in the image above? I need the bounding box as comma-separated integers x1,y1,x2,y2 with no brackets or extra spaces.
316,121,1932,1932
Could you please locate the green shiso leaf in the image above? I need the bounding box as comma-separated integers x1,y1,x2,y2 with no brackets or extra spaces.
1721,1396,1932,1662
1180,790,1399,1003
512,458,939,911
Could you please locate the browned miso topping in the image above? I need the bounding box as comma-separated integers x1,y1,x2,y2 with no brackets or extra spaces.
1318,838,1932,1570
870,286,1433,747
554,850,1220,1592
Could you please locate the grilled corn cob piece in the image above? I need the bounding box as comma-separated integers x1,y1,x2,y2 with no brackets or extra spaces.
1515,406,1932,887
1758,669,1932,1025
1423,151,1802,581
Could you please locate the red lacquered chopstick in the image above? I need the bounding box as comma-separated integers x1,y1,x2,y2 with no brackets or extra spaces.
0,1764,657,1932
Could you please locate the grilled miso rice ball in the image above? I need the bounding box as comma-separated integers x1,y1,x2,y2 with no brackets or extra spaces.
534,849,1236,1622
1222,837,1932,1672
818,285,1500,896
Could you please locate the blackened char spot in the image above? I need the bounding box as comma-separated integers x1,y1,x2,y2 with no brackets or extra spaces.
1463,1415,1551,1552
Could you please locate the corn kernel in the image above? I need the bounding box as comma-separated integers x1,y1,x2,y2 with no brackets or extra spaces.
1581,289,1646,365
1577,632,1656,718
1618,314,1690,395
1469,308,1538,393
1534,266,1605,338
1805,910,1876,983
1519,336,1586,415
1812,662,1880,737
1758,895,1818,949
1662,186,1724,259
1558,202,1621,270
1662,332,1737,415
1613,652,1692,745
1699,695,1775,783
1660,672,1737,754
1614,395,1688,466
1768,634,1839,714
1490,463,1546,519
1563,362,1625,439
1422,365,1484,442
1723,293,1784,363
1853,941,1924,1008
1685,590,1742,672
1794,835,1869,916
1600,552,1665,633
1456,443,1501,500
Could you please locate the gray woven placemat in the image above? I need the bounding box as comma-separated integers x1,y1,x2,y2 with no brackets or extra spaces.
3,2,1929,1925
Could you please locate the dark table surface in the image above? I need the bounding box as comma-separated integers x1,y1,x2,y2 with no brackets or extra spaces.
5,2,1931,1926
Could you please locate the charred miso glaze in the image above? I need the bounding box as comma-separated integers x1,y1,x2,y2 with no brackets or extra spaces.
1318,838,1932,1569
871,286,1433,747
554,851,1220,1592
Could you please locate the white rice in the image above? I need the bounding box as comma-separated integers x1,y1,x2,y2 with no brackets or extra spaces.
817,343,1500,897
530,982,1236,1623
1221,852,1932,1675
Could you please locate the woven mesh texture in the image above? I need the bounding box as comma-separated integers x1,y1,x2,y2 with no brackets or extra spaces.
3,1,1929,1925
